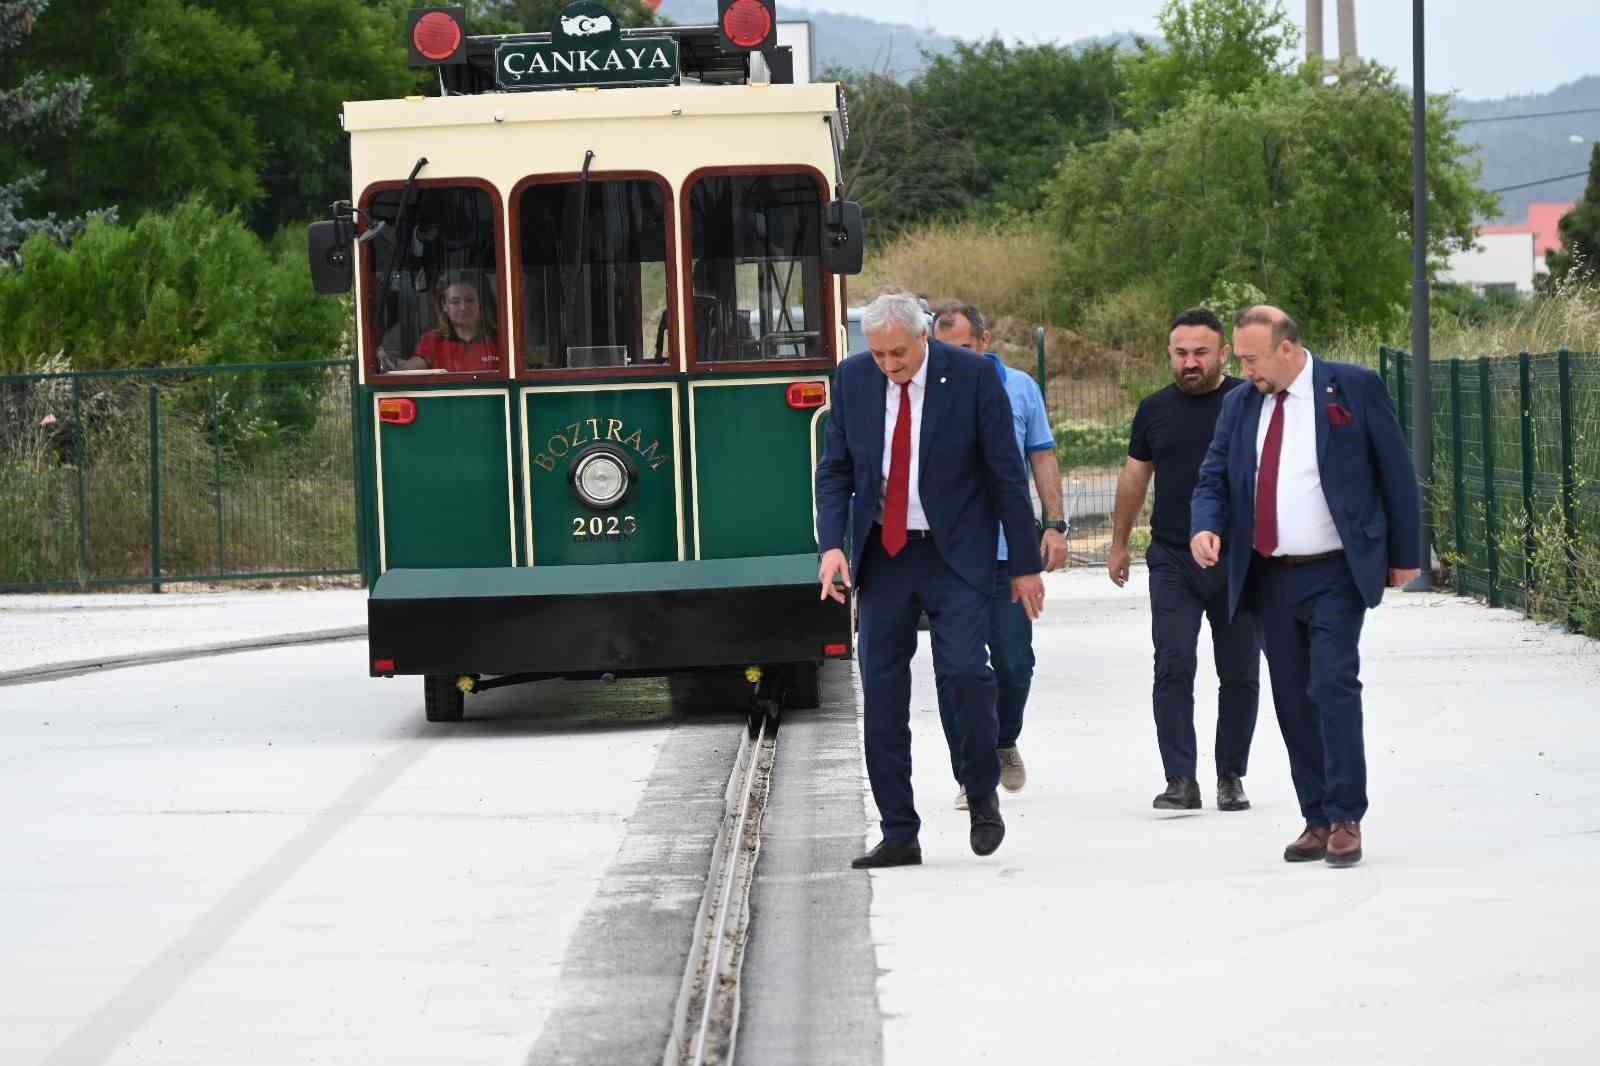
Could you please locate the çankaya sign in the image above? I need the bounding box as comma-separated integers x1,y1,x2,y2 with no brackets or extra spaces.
496,2,679,92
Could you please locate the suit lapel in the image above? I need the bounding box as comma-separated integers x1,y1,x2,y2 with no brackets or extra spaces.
1240,386,1264,503
1312,356,1332,471
917,343,951,495
866,360,887,491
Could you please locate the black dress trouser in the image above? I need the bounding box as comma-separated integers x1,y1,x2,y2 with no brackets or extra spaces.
1145,539,1261,780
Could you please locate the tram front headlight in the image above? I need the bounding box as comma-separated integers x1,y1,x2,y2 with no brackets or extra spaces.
571,446,632,509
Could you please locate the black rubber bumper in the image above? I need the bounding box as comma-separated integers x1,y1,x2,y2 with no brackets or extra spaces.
367,555,851,677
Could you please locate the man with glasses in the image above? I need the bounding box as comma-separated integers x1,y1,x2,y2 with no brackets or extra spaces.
931,303,1066,809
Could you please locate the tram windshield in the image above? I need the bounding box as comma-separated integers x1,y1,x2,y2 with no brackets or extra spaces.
518,178,672,371
688,172,827,364
367,184,503,378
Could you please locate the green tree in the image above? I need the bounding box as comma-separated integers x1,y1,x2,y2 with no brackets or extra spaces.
910,39,1126,213
1546,144,1600,285
3,1,438,237
835,67,984,240
0,0,112,261
1122,0,1300,122
1044,64,1497,337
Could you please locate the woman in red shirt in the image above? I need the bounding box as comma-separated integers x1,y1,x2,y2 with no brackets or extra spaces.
405,274,501,373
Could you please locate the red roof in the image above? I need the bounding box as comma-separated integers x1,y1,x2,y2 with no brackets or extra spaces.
1480,202,1574,256
1527,202,1574,255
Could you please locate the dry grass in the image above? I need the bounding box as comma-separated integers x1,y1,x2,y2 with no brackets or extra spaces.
861,222,1165,383
862,220,1058,327
1324,283,1600,364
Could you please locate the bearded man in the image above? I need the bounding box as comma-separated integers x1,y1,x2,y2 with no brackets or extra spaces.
1109,307,1261,814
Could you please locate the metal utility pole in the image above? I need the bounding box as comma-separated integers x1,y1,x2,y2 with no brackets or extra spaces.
1410,0,1435,587
1337,0,1359,66
1306,0,1324,64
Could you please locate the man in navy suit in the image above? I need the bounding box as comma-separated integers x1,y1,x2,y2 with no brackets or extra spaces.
1190,306,1420,867
816,293,1045,869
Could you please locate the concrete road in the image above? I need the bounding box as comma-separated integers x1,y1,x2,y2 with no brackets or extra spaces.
0,646,740,1066
860,569,1600,1066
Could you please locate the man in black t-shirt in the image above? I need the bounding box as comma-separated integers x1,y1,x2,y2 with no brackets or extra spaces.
1109,308,1261,813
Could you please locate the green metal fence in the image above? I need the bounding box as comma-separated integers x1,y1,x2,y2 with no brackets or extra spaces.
1383,348,1600,634
1030,328,1146,565
1,360,360,592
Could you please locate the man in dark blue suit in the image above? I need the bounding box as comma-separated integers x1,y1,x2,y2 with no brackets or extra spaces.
816,293,1045,869
1190,306,1420,868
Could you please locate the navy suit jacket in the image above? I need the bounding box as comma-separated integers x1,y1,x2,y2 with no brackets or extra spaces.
1190,357,1421,620
815,339,1043,593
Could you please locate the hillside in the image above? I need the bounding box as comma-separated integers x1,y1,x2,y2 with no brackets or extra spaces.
1453,76,1600,223
656,0,961,77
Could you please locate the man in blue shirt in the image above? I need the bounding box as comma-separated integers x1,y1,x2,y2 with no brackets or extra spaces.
932,304,1068,808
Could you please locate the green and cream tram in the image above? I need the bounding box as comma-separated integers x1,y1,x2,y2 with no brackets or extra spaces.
309,3,861,722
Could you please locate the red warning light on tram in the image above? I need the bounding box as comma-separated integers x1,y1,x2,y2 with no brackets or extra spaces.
717,0,776,52
408,7,467,66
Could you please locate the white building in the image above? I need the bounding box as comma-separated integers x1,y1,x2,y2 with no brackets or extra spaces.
1441,230,1536,296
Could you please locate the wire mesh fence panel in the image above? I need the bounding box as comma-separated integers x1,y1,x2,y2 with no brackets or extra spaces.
0,362,358,591
1043,376,1141,565
0,377,81,585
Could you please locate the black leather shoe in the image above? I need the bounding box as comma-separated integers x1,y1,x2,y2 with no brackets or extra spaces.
968,790,1005,856
1152,777,1201,810
1216,775,1251,812
851,838,922,869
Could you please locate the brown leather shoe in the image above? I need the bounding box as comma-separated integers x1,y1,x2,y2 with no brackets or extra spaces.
1326,821,1362,867
1283,824,1330,862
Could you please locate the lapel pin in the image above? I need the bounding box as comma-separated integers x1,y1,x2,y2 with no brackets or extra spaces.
1326,385,1334,393
939,376,947,384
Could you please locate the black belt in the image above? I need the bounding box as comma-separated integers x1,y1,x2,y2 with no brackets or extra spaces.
874,524,931,541
1260,549,1344,566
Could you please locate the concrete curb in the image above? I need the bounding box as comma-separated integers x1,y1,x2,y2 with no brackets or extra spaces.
0,627,368,687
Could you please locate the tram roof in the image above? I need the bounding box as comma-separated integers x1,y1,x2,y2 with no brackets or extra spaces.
343,80,841,134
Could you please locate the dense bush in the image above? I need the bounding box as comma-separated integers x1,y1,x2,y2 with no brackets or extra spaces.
0,199,345,375
1054,418,1133,469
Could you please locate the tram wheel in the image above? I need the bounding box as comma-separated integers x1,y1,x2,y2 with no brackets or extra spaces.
778,661,821,711
423,674,465,722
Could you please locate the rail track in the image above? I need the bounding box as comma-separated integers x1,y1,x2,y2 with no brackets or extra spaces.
664,703,780,1066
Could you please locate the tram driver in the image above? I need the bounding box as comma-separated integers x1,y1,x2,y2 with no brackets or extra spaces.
392,270,502,373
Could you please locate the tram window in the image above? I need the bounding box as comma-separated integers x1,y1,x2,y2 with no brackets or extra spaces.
517,179,671,371
365,185,503,378
688,173,827,364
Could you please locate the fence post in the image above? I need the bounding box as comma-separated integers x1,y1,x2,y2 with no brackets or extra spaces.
73,376,89,587
1034,327,1048,416
149,384,162,594
212,376,225,579
1519,352,1536,605
1379,345,1389,395
1478,357,1499,607
1558,348,1578,630
1449,359,1465,595
1396,350,1411,444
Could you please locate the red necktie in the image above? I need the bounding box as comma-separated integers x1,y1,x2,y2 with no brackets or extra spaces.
882,383,911,556
1254,391,1286,557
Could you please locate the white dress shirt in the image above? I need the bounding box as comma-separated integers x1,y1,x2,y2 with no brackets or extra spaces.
1255,353,1342,555
878,348,930,531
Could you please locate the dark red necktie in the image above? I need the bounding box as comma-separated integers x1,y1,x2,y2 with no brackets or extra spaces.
1254,391,1286,556
882,384,911,556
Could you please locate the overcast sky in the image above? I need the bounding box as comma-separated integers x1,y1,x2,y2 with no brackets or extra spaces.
789,1,1599,102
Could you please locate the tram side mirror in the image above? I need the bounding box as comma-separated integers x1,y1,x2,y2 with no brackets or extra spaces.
822,200,864,277
308,220,353,295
